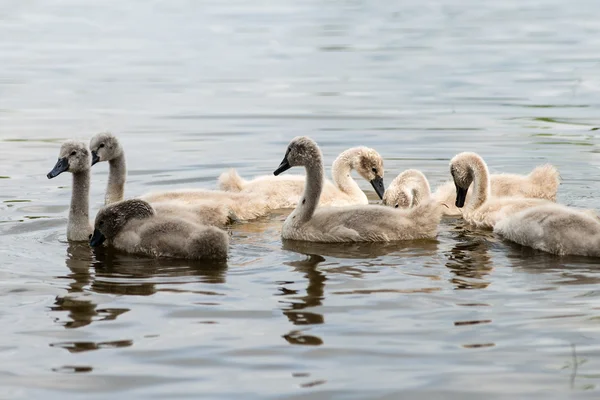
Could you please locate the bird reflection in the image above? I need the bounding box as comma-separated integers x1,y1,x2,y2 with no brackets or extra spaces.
445,225,494,290
92,246,228,294
503,241,600,285
282,239,438,259
50,242,109,329
50,339,133,354
51,243,228,330
278,254,327,346
279,238,441,345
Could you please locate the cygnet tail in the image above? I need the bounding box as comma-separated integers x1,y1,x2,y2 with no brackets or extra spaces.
407,199,444,236
188,226,230,260
218,169,246,192
529,164,560,199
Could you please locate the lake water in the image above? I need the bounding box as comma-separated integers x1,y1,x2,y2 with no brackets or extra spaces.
1,0,600,398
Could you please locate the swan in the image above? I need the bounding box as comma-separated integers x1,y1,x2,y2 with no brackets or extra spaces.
89,132,126,205
47,140,233,243
89,132,270,222
450,152,553,229
382,169,431,209
383,163,560,216
139,190,269,221
90,199,229,260
218,146,386,208
151,199,237,227
273,136,442,242
46,140,93,241
494,203,600,257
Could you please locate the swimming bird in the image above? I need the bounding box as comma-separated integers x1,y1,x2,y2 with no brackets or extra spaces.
218,146,385,208
89,132,126,205
46,141,93,241
450,152,553,229
90,199,229,260
383,162,559,216
89,132,270,222
273,136,442,242
494,203,600,257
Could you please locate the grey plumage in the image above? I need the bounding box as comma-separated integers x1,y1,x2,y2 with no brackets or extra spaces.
47,140,93,241
91,199,229,260
275,136,442,243
495,204,600,257
218,146,386,208
89,132,270,224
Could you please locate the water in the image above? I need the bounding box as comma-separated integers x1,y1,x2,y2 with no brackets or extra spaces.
1,0,600,398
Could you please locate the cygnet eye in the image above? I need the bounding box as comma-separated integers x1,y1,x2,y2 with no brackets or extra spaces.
98,220,104,227
88,234,92,240
372,168,378,174
99,143,105,148
70,151,77,156
394,204,399,208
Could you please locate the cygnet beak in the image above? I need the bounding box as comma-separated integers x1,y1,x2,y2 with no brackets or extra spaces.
89,229,106,247
455,185,468,208
274,156,291,176
370,176,385,199
47,157,69,179
91,151,100,166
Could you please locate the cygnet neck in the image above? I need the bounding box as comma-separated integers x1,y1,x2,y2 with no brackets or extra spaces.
68,170,91,240
466,156,491,211
106,153,126,205
405,173,431,206
332,148,367,202
292,149,324,225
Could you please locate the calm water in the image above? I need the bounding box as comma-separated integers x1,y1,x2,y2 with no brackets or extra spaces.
1,0,600,398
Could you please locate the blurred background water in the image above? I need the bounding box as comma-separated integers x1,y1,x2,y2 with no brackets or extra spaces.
1,0,600,398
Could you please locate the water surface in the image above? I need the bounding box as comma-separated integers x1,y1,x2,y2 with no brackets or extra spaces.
1,0,600,398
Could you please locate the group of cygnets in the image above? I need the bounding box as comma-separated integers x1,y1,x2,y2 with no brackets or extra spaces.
47,133,600,261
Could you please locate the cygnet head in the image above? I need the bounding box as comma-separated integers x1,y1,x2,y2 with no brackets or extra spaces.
382,169,429,209
274,136,322,175
89,132,123,166
349,147,386,199
47,140,91,179
90,199,154,247
449,152,483,208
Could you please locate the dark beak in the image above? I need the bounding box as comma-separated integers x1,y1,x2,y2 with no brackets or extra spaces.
455,185,468,208
91,151,100,166
274,156,291,176
370,176,385,199
47,157,69,179
89,229,106,247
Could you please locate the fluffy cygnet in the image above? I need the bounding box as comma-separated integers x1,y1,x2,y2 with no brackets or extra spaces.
90,199,229,260
450,152,553,229
89,132,269,222
218,146,386,208
384,162,559,216
47,140,93,241
494,203,600,257
273,136,442,243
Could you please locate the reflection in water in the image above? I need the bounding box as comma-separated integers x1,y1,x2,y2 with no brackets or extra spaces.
454,319,492,326
503,241,600,285
279,255,326,346
92,247,228,295
52,243,228,330
283,239,438,259
52,365,94,374
50,243,118,329
462,343,495,349
50,339,133,353
3,0,600,395
445,225,494,290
